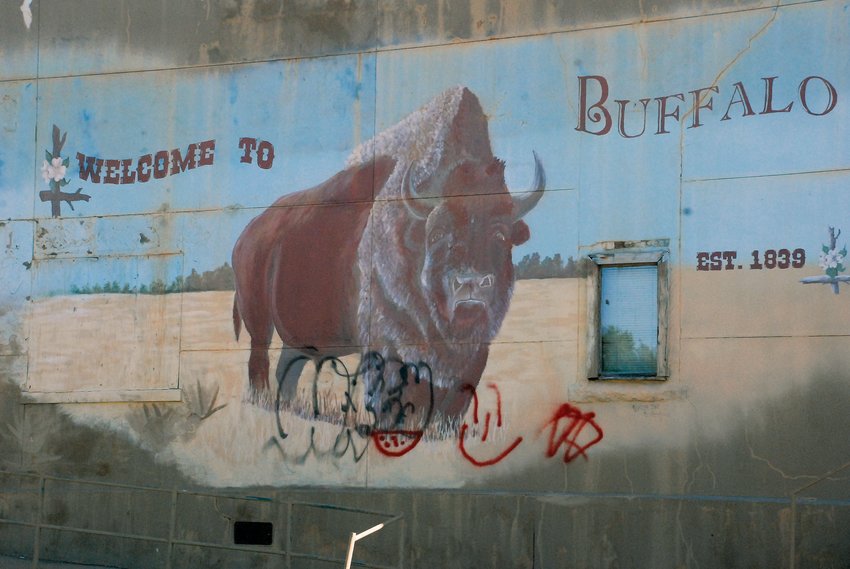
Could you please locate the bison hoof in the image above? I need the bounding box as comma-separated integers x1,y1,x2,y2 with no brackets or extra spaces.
246,384,276,410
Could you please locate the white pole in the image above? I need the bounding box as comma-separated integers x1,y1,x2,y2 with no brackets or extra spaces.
344,523,386,569
344,532,358,569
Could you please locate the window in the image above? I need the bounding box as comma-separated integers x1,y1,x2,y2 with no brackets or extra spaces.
586,244,669,380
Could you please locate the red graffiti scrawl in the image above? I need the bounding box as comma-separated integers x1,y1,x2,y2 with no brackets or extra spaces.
542,403,603,463
371,430,424,457
458,384,523,467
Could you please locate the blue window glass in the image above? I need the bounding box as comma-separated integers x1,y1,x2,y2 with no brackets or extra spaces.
600,265,658,376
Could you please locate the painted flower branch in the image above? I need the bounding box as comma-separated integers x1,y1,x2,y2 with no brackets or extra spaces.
800,226,850,294
38,125,91,217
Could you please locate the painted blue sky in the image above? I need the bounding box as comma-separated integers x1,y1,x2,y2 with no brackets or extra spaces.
2,1,847,294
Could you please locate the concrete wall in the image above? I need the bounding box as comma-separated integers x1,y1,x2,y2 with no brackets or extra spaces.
1,0,849,567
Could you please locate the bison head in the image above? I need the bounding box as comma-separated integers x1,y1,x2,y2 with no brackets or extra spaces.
402,153,546,344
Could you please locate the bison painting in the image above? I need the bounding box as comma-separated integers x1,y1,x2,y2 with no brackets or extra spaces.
232,87,545,432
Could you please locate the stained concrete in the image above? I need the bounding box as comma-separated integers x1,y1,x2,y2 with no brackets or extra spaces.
2,0,819,79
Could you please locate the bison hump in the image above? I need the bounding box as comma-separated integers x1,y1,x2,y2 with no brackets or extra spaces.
346,87,494,199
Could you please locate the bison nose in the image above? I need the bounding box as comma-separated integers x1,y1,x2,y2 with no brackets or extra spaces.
452,273,495,295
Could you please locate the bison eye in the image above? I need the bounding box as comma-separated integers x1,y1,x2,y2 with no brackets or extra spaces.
494,230,507,242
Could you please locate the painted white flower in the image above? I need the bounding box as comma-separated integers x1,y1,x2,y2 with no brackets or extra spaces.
819,249,844,270
40,157,67,183
40,160,52,183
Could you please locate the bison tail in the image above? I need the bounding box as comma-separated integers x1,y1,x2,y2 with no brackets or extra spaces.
232,295,242,341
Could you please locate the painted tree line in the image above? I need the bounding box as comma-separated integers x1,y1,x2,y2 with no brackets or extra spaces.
67,254,588,295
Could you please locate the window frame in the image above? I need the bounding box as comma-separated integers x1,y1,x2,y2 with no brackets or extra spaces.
586,246,669,381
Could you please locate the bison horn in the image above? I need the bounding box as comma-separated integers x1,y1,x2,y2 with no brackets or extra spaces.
512,151,546,220
401,161,440,220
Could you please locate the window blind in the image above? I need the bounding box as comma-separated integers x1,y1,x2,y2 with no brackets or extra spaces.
599,264,658,376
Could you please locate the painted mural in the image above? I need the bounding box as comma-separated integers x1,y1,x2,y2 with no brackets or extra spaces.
233,87,546,430
2,0,850,491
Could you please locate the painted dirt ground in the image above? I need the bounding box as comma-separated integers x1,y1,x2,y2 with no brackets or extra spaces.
26,263,849,488
29,278,585,487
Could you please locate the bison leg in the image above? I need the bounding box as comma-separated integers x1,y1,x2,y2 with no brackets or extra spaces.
275,347,309,404
234,290,274,401
248,339,271,394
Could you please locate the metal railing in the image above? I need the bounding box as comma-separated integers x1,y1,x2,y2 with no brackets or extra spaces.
6,463,847,569
0,470,403,569
789,461,850,569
